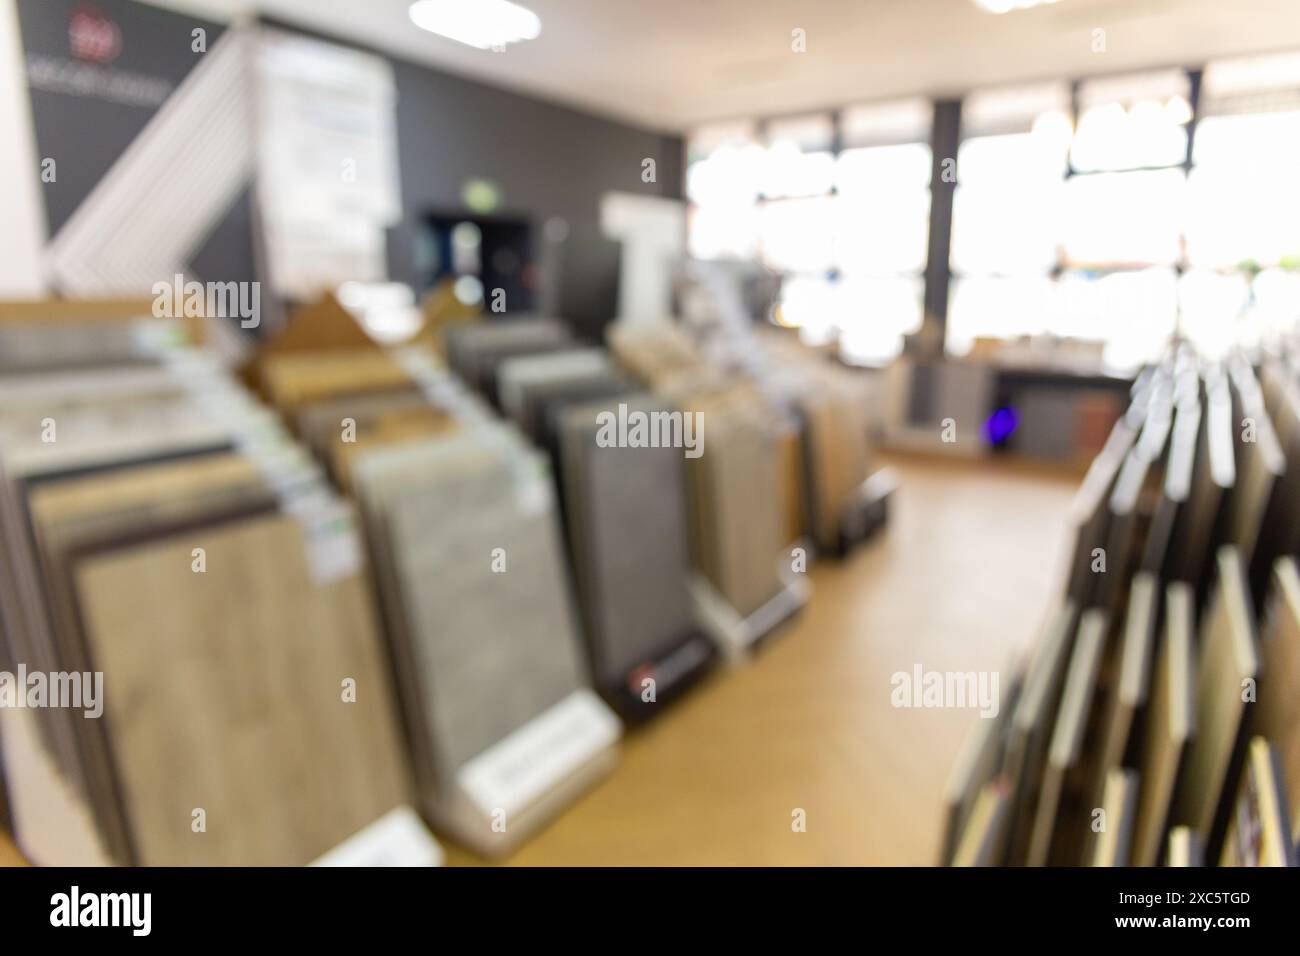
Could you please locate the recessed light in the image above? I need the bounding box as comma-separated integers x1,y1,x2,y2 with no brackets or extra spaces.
409,0,541,50
972,0,1062,13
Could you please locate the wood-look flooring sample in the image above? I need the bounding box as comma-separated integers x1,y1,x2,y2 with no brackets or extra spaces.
1130,582,1195,866
1175,546,1258,856
1257,557,1300,848
72,512,409,865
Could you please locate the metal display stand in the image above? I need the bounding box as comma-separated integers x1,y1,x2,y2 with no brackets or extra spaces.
836,467,898,555
690,563,810,662
423,688,621,859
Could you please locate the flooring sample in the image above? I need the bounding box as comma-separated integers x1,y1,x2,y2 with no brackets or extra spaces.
1256,557,1300,848
1062,417,1137,607
1027,607,1107,866
23,451,276,860
940,662,1024,865
1090,768,1138,866
676,385,786,617
0,412,230,791
794,375,872,552
533,378,639,553
293,387,428,457
327,409,457,495
1167,826,1203,867
72,511,409,865
1002,600,1078,865
0,322,155,374
1228,365,1300,608
1170,372,1235,596
952,779,1011,867
352,434,591,798
1175,546,1258,858
445,318,574,398
1141,395,1200,576
497,349,612,429
1219,737,1294,867
1090,573,1157,817
560,396,703,689
606,321,703,387
1131,581,1196,867
259,350,414,414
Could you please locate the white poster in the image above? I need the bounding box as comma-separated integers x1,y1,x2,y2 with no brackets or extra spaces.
255,30,402,300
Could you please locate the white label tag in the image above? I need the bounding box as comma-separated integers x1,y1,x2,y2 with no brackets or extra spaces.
300,500,363,586
457,689,621,819
310,806,443,867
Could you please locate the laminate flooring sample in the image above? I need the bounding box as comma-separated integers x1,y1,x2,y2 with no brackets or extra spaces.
1176,546,1258,856
72,510,409,865
25,452,274,859
1062,418,1137,606
1090,572,1157,815
1219,738,1294,866
560,396,699,686
679,388,785,617
1131,582,1195,867
445,318,574,395
0,416,230,788
512,371,635,447
1090,768,1138,866
1256,557,1300,847
260,350,414,414
497,349,613,430
1141,396,1200,576
1026,607,1107,866
1002,600,1078,865
353,434,590,796
0,322,155,373
293,387,428,458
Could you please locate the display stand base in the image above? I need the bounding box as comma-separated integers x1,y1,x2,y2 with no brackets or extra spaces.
424,688,621,859
837,467,898,555
311,805,444,866
689,565,810,662
603,632,716,723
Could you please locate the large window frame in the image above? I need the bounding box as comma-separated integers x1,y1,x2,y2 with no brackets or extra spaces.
685,54,1300,371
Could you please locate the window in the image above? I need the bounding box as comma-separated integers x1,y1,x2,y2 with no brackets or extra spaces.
688,54,1300,371
948,82,1071,357
685,120,763,261
688,102,931,364
1184,52,1300,354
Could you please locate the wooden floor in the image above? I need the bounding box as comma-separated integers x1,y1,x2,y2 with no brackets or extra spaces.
2,453,1080,867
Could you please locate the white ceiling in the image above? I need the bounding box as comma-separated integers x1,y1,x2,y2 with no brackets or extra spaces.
144,0,1300,132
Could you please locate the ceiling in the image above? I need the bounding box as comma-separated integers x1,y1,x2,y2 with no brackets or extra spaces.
143,0,1300,132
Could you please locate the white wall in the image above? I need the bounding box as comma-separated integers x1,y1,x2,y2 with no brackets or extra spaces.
0,0,48,297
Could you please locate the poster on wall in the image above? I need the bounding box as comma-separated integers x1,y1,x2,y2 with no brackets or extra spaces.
255,30,402,302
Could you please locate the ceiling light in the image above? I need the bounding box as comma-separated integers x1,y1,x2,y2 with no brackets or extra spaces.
972,0,1062,13
409,0,541,50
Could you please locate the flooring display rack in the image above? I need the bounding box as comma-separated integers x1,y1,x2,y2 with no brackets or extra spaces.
942,341,1300,868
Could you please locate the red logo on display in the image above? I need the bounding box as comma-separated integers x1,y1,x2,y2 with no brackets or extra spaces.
68,6,122,64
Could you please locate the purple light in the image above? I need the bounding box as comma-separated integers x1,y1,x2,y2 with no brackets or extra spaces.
984,406,1019,445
